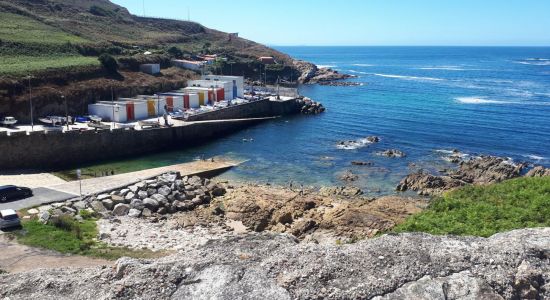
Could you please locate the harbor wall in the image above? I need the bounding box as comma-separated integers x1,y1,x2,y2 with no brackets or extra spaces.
0,119,265,170
186,99,301,122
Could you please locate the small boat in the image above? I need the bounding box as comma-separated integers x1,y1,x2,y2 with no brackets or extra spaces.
75,115,102,123
116,123,136,130
88,122,111,130
138,120,160,128
39,116,67,126
170,109,186,120
0,117,17,127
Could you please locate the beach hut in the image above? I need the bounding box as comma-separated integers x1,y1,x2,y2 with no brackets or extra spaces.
201,75,244,99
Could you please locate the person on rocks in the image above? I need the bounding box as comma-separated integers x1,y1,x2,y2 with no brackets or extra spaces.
163,105,169,126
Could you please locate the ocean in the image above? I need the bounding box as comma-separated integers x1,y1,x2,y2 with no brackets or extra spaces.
76,47,550,195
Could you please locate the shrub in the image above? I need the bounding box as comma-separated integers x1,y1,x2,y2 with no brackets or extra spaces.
98,53,118,73
167,46,183,59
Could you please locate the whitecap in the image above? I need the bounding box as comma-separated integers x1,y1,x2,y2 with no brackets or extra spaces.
372,73,444,81
336,138,376,150
525,58,550,61
418,66,466,71
317,65,337,69
454,97,509,104
524,154,546,161
515,61,550,66
348,70,368,75
352,63,374,67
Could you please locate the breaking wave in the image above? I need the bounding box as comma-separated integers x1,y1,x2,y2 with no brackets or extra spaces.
372,73,444,81
336,138,376,150
455,97,510,104
352,63,374,67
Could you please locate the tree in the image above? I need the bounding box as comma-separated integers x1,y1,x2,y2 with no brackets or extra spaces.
167,46,183,58
98,54,118,74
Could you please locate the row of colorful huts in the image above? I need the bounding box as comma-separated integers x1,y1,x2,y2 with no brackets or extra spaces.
88,76,245,123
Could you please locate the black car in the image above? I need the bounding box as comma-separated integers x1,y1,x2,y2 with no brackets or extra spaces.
0,185,33,202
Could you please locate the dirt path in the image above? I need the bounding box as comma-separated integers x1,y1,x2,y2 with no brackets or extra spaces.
0,234,110,274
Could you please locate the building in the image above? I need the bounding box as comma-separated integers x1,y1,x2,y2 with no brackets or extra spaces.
139,64,161,75
201,75,244,99
181,87,223,105
187,80,233,100
88,100,148,123
172,59,205,71
259,57,276,65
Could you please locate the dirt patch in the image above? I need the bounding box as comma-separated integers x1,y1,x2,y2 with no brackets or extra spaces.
0,234,110,274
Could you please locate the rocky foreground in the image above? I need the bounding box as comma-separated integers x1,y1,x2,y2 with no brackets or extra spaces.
1,228,548,299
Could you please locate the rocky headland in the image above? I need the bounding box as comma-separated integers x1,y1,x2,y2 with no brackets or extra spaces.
294,60,355,84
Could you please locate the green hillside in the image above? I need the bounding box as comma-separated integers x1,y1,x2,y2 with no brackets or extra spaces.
0,0,295,77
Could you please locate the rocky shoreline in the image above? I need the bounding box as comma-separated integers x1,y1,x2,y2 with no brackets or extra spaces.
397,152,549,196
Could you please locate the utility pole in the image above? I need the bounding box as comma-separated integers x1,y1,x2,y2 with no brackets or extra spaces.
111,86,115,129
63,95,69,131
27,75,33,131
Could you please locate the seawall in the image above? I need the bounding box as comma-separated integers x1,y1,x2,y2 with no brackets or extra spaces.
186,98,302,121
0,118,269,171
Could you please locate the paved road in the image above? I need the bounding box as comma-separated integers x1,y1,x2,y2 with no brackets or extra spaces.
0,187,77,211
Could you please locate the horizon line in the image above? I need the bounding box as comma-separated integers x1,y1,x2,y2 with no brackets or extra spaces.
268,44,550,48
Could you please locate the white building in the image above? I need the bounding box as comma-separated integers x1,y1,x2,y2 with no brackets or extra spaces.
201,75,244,99
172,59,205,71
187,80,233,100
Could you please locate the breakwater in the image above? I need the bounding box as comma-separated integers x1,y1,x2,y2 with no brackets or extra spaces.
0,98,303,171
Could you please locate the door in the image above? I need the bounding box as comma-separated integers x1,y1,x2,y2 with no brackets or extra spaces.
166,97,174,112
126,103,135,121
147,100,156,117
184,95,190,109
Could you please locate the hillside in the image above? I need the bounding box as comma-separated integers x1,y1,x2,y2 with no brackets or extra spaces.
0,0,306,121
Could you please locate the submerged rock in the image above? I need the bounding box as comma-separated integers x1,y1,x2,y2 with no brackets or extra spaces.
379,149,407,158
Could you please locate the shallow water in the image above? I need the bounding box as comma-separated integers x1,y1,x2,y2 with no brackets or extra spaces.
67,47,550,195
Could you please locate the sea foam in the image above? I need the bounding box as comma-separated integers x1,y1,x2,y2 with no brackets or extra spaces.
455,97,508,104
373,73,444,81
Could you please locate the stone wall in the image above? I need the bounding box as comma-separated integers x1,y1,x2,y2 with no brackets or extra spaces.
186,99,301,122
0,119,264,170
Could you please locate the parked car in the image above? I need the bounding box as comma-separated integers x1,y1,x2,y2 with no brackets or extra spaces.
0,116,17,127
0,185,33,203
0,209,21,230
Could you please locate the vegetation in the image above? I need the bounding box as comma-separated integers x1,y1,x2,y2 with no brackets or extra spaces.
98,53,118,74
394,177,550,237
16,215,166,260
0,55,99,76
0,12,89,45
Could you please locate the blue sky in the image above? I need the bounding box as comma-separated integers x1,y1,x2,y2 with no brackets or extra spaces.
112,0,550,46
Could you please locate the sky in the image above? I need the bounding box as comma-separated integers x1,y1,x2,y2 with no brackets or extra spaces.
111,0,550,46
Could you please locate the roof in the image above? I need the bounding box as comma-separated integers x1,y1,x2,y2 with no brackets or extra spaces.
0,185,15,190
0,209,17,216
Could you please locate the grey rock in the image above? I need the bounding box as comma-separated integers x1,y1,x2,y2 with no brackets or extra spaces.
130,199,145,211
38,211,50,224
96,194,110,201
101,199,114,210
119,189,130,197
90,201,107,213
143,198,159,212
111,195,125,205
157,186,172,197
135,181,147,190
128,185,139,193
142,208,153,218
1,229,549,299
125,192,135,202
72,201,88,210
212,186,226,197
137,191,148,200
128,209,141,218
151,194,167,203
112,204,130,216
146,188,157,197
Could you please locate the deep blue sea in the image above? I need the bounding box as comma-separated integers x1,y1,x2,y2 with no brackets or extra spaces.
84,47,550,195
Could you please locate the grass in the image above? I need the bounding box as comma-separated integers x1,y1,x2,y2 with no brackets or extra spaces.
0,12,89,45
16,215,166,260
0,55,99,76
393,177,550,237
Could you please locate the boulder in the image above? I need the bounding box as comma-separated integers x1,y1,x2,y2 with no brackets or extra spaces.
38,211,50,224
128,185,139,193
158,186,172,197
119,189,130,197
124,192,135,202
146,188,157,196
27,208,39,215
102,199,114,210
111,195,125,205
96,194,111,201
90,201,107,213
211,186,227,197
112,204,130,216
379,149,407,158
72,201,88,210
339,170,359,182
128,209,141,218
130,199,145,211
137,191,148,200
143,198,160,212
142,208,153,218
525,166,550,177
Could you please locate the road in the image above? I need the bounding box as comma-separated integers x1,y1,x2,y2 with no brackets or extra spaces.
0,187,77,211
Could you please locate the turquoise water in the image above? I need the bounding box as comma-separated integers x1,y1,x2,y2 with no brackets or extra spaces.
76,47,550,195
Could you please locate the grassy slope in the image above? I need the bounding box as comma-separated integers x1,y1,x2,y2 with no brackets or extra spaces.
394,177,550,237
17,215,165,260
0,0,294,77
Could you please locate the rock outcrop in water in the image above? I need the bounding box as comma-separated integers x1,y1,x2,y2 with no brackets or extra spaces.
397,155,527,196
525,166,550,177
1,228,548,299
293,60,354,84
296,97,325,115
379,149,407,158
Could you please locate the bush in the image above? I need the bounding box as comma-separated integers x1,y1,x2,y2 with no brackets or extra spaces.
394,177,550,237
89,5,114,17
98,53,118,73
167,46,183,59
